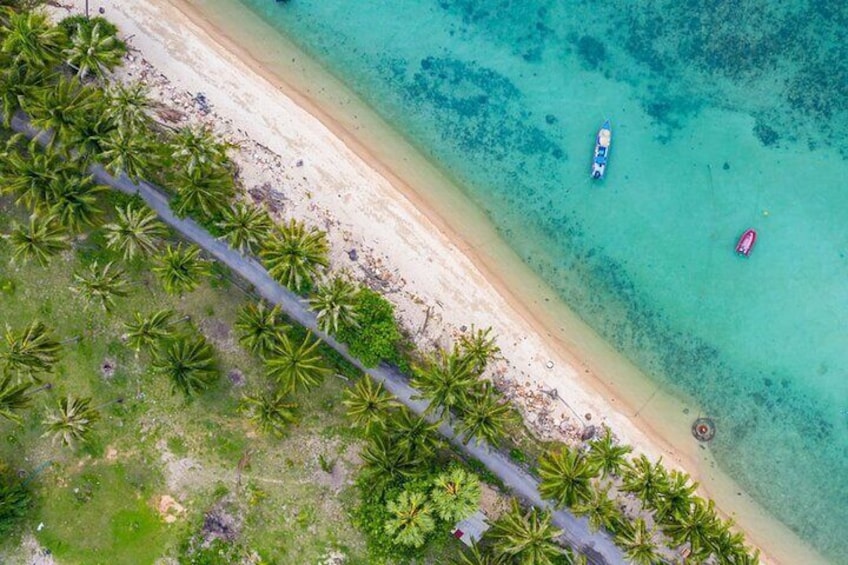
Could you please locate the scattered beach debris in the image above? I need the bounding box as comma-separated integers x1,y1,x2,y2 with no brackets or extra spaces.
193,91,211,114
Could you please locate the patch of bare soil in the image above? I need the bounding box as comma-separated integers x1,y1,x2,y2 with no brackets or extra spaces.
201,496,243,545
479,483,509,521
155,494,187,523
18,533,55,565
100,357,117,379
199,318,237,353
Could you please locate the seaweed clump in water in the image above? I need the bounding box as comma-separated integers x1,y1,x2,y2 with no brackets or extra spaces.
575,35,606,69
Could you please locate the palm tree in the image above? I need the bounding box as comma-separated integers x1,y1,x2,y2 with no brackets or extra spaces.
64,105,117,159
217,201,272,254
411,347,477,419
620,454,669,510
167,126,232,175
614,518,660,565
239,390,298,438
342,375,396,433
42,395,99,447
234,301,287,357
64,20,126,79
455,543,508,565
308,275,360,335
0,10,64,70
430,466,481,523
1,321,61,382
153,244,211,295
103,202,167,261
387,407,441,459
123,309,175,353
537,446,599,508
458,325,500,373
663,498,720,561
0,374,32,425
100,125,155,181
573,487,620,533
260,218,329,293
455,381,518,446
152,335,218,397
486,499,563,565
6,216,69,266
359,432,421,487
24,76,100,149
104,82,152,134
264,331,330,393
1,146,68,213
0,470,31,537
385,490,436,548
653,469,698,526
170,164,234,219
46,174,105,231
0,63,48,126
585,427,632,479
708,519,750,564
71,260,128,312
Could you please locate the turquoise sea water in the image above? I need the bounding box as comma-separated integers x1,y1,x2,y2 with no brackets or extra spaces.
199,1,847,560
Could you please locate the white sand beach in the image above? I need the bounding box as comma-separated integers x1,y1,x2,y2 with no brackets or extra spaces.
52,1,830,563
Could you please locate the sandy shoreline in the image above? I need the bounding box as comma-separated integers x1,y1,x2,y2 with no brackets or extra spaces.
56,1,826,562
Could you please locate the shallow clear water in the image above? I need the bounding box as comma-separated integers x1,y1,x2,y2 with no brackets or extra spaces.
205,0,847,560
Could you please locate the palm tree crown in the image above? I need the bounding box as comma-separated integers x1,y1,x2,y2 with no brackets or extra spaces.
0,374,32,425
123,309,175,353
430,466,481,523
308,275,360,335
152,335,218,397
239,390,298,438
621,454,669,510
42,395,100,447
64,20,126,79
103,202,166,261
411,346,477,419
342,374,396,433
264,331,330,393
458,325,501,373
585,427,632,479
614,518,660,565
455,381,517,446
152,244,211,295
7,216,69,266
71,260,128,312
537,446,599,508
1,10,64,70
217,201,272,255
385,490,436,548
261,218,329,293
1,321,61,382
234,301,287,357
486,500,564,565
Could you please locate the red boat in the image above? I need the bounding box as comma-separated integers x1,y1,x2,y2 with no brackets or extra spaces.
735,229,757,256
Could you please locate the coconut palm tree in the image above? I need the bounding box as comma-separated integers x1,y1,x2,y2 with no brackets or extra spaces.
6,216,69,266
46,173,105,231
24,76,100,149
387,407,441,459
0,63,48,126
167,126,232,175
458,325,500,373
64,106,117,160
170,164,234,219
486,499,563,565
573,487,621,533
100,125,155,181
385,490,436,548
234,301,287,357
0,146,68,213
0,374,32,425
0,10,64,70
264,331,330,393
152,335,218,397
653,469,698,526
614,518,660,565
104,82,152,134
342,375,397,433
217,201,272,255
42,395,99,447
663,498,720,562
1,321,61,382
0,469,31,537
360,432,422,487
123,309,175,353
537,446,599,508
620,454,669,510
239,389,298,438
308,275,360,335
71,261,128,312
455,543,509,565
152,243,211,295
585,427,632,479
455,381,518,446
708,519,749,564
411,346,477,419
260,218,329,293
64,20,126,79
103,202,167,261
430,466,481,523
